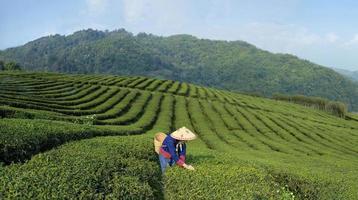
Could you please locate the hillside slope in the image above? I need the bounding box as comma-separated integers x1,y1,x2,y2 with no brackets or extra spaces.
0,72,358,199
1,29,358,111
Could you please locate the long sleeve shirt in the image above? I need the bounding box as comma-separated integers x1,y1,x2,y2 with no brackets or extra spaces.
159,134,186,166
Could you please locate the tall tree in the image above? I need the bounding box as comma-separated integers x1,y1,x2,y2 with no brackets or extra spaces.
4,62,22,71
0,60,4,70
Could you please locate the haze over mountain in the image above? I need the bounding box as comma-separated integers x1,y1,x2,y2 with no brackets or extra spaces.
352,71,358,81
333,68,358,81
0,29,357,111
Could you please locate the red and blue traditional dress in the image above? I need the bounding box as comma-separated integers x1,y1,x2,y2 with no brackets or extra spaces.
159,134,186,172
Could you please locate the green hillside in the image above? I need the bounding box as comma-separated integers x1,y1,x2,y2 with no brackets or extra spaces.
1,29,358,111
0,72,358,199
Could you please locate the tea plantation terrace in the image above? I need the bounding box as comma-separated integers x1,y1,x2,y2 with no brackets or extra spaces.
0,72,357,199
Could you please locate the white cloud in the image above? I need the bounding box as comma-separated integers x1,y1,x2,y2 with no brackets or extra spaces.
120,0,189,35
222,22,323,54
345,34,358,46
203,23,353,57
85,0,109,15
121,0,149,23
351,34,358,43
325,33,339,43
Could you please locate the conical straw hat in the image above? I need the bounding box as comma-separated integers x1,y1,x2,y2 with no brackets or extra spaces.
170,127,197,141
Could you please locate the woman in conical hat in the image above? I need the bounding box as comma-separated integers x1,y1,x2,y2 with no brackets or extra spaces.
158,127,197,172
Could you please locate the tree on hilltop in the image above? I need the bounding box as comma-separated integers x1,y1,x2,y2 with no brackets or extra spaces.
4,61,22,71
0,60,4,70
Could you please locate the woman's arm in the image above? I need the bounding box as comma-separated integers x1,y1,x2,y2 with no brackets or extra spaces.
179,143,194,170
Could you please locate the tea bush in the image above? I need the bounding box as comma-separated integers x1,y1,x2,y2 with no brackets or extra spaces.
0,135,163,199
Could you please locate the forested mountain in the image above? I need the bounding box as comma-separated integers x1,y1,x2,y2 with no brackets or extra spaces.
1,29,358,111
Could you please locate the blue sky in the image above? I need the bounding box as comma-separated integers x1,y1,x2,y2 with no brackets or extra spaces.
1,0,358,71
